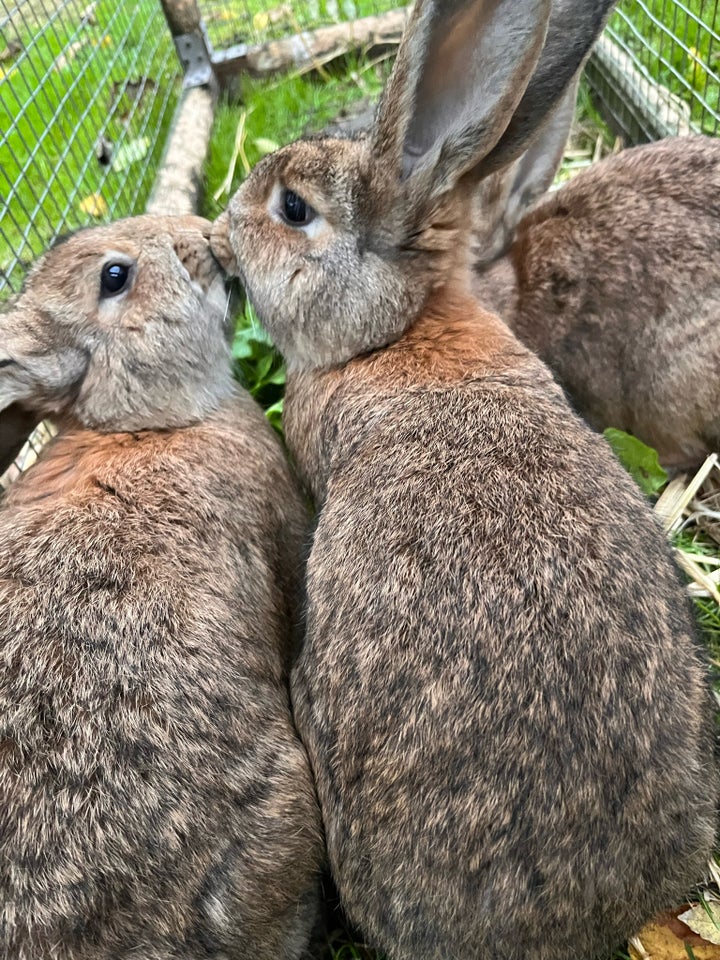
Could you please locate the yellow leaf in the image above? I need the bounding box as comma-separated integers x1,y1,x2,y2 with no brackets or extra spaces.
253,136,280,156
630,909,720,960
252,11,269,30
79,193,108,218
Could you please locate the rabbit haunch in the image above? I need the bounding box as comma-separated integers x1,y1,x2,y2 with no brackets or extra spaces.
0,215,322,960
212,0,718,957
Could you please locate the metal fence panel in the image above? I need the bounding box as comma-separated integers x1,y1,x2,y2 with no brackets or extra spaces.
0,0,181,299
197,0,718,145
587,0,720,142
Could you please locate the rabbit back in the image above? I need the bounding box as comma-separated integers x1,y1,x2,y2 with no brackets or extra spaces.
0,395,322,960
287,301,717,960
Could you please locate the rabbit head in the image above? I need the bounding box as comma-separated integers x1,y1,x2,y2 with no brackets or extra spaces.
212,0,615,371
0,215,232,439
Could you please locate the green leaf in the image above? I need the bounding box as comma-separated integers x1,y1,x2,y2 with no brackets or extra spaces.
230,300,285,409
603,428,668,497
266,364,287,386
253,353,274,383
232,328,257,359
265,398,284,433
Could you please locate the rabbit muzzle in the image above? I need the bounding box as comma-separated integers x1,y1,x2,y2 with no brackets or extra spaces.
209,212,241,280
174,231,224,294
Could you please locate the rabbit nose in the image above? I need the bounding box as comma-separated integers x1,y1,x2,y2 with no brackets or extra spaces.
174,236,223,293
210,212,241,277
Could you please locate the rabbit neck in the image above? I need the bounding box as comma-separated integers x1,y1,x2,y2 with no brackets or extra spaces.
378,286,528,389
72,359,236,433
2,427,152,508
284,288,531,506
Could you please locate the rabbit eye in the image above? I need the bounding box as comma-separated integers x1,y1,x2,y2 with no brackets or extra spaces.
281,189,315,226
100,262,130,297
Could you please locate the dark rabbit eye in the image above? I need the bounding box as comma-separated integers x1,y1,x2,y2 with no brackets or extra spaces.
281,189,315,226
100,262,130,297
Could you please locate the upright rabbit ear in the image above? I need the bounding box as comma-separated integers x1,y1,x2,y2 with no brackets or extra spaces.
476,0,616,178
373,0,553,200
503,70,580,224
471,72,579,266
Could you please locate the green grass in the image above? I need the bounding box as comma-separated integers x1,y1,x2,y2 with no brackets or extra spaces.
0,0,180,295
609,0,720,133
674,528,720,674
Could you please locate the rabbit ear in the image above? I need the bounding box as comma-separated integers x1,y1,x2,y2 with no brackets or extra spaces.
0,350,31,412
471,73,579,266
0,341,38,474
476,0,615,178
503,70,580,226
0,403,39,477
373,0,553,198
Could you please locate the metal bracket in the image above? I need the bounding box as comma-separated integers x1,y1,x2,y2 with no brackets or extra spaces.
174,30,214,88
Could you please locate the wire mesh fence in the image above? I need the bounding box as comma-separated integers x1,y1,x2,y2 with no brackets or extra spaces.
587,0,720,142
0,0,181,299
198,0,401,52
2,0,717,307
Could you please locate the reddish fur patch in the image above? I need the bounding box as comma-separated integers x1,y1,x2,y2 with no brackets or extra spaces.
5,430,148,507
285,290,534,484
357,288,528,388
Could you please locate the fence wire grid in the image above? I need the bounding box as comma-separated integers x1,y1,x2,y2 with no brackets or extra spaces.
198,0,400,51
196,0,719,141
0,0,181,299
588,0,720,140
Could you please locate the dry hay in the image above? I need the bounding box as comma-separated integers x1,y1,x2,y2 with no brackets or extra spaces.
656,454,720,606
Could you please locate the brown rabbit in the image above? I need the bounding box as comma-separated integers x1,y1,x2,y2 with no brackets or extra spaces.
211,0,718,958
0,215,323,960
469,105,720,469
